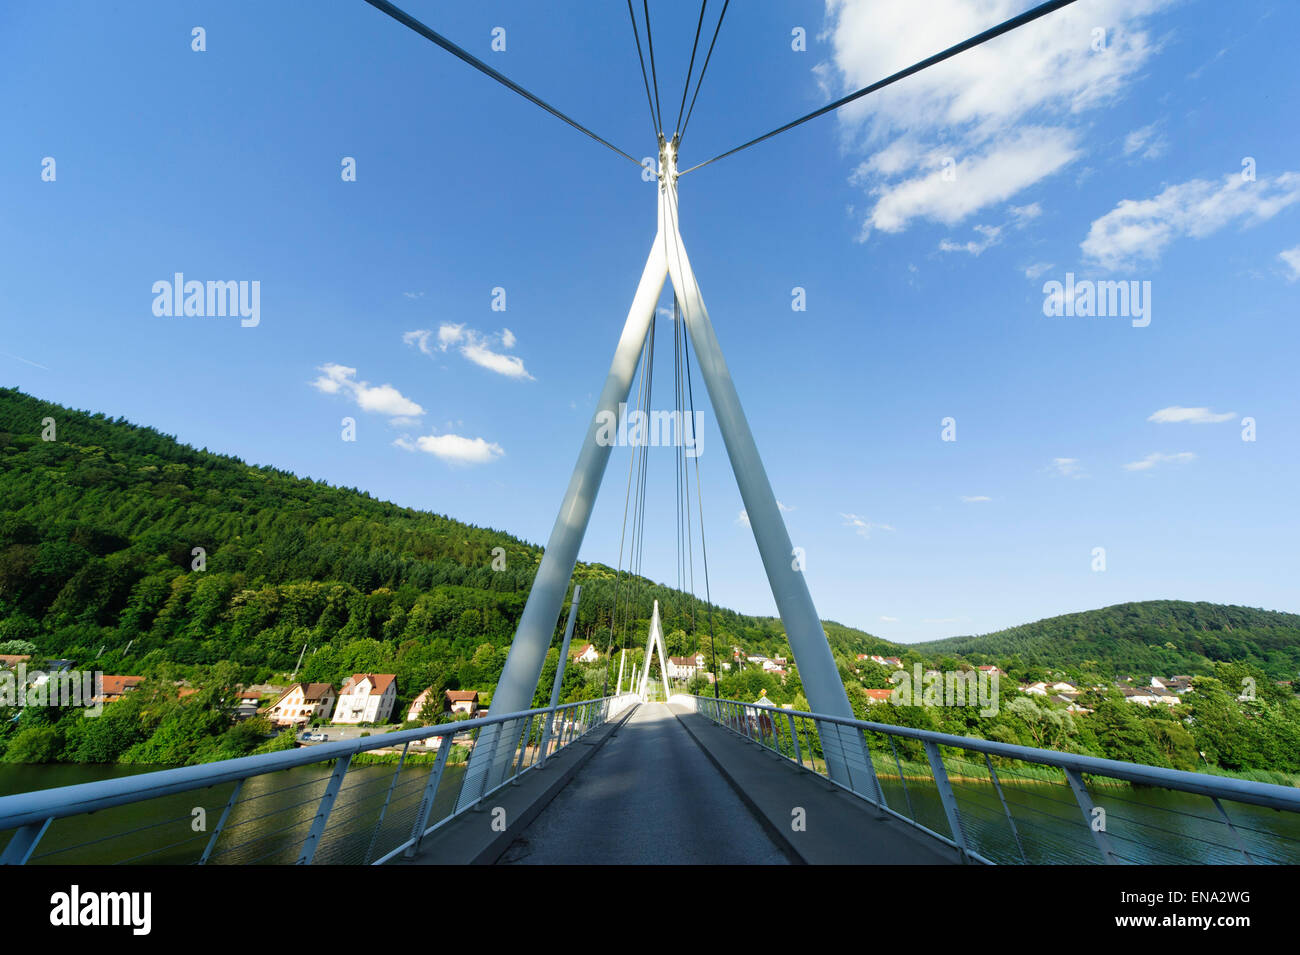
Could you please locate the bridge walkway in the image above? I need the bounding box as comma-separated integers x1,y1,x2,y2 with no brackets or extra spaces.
498,702,790,864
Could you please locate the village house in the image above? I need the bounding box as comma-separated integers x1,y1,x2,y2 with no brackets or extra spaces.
0,654,31,669
666,656,698,681
267,683,337,727
93,675,145,705
571,644,599,664
864,688,894,704
1120,686,1179,707
444,689,480,717
233,691,262,720
333,674,397,724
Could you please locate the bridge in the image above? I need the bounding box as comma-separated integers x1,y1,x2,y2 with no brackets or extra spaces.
2,692,1298,866
3,1,1295,870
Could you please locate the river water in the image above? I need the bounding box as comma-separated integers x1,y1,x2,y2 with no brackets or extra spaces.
1,759,1297,865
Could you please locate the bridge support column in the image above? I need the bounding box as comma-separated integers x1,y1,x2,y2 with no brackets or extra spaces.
460,237,668,806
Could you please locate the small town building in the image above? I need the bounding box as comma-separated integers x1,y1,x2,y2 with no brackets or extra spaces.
268,683,337,726
333,674,397,724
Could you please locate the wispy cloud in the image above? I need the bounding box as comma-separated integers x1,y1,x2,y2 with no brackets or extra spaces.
1122,123,1168,161
405,324,533,380
311,363,424,419
880,615,899,623
1082,171,1300,269
841,513,894,538
1023,262,1054,280
1050,457,1085,479
1280,245,1300,282
1148,406,1234,424
394,432,504,465
1123,451,1195,471
960,495,992,503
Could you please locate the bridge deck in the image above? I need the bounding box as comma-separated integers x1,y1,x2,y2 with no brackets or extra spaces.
499,702,790,864
401,700,964,865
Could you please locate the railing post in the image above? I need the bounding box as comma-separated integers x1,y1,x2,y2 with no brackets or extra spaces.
889,736,915,821
510,717,532,783
404,733,456,858
787,712,802,767
1211,796,1256,864
199,778,244,865
363,743,410,863
1064,768,1119,864
923,740,970,861
982,753,1024,867
984,754,1027,864
297,753,353,865
0,817,52,865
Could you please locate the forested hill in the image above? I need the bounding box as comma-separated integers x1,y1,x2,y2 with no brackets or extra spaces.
0,386,885,711
908,601,1300,679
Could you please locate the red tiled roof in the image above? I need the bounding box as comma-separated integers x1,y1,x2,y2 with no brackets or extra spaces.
341,674,395,696
445,690,479,703
100,675,144,696
864,688,894,700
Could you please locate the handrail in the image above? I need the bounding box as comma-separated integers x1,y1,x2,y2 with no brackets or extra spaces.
694,696,1300,813
0,695,629,833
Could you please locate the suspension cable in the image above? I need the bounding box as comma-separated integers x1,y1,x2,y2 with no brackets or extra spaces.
626,0,660,138
679,0,729,143
362,0,643,167
603,322,654,693
642,0,665,136
660,189,720,698
679,0,1080,175
673,1,709,136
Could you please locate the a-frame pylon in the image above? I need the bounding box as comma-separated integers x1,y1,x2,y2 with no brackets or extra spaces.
636,600,672,701
463,137,873,801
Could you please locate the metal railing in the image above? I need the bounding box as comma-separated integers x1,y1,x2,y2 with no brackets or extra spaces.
691,695,1300,865
0,693,638,866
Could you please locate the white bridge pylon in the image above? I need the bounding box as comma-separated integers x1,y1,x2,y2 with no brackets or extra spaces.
636,600,672,702
463,137,874,803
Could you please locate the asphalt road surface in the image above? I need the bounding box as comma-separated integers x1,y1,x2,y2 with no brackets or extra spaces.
498,703,790,864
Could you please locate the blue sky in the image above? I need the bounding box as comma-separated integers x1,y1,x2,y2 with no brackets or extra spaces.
2,0,1298,642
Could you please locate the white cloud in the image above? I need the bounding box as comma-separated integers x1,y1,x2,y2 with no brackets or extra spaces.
1123,451,1195,471
960,495,992,503
1279,245,1300,281
1023,261,1054,280
311,363,424,419
407,324,533,380
821,0,1176,237
1148,405,1234,424
1082,171,1300,269
862,127,1079,236
939,223,1002,256
1050,457,1084,478
841,513,894,538
403,329,434,355
394,432,504,465
403,291,425,299
1122,123,1167,161
880,615,899,623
